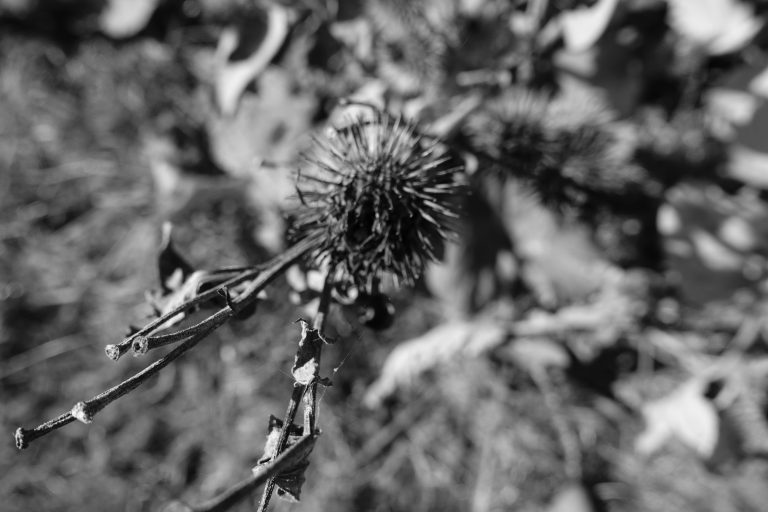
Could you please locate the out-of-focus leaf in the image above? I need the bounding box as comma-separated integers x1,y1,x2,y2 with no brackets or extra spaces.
329,18,374,62
547,483,596,512
718,216,756,252
100,0,159,39
635,378,719,458
660,183,768,303
667,0,762,55
291,319,324,386
144,135,249,220
208,67,315,177
560,0,618,53
363,320,508,408
730,145,768,188
503,338,569,373
750,66,768,99
707,88,761,128
214,3,289,116
689,229,743,271
710,389,768,467
502,184,610,306
425,191,515,317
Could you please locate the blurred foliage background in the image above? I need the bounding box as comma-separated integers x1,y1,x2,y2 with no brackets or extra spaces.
4,0,768,511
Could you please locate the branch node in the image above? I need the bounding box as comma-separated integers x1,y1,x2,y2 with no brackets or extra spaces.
132,335,150,356
71,401,94,424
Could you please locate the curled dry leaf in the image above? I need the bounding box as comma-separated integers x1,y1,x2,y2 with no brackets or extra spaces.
291,319,327,386
255,416,319,503
214,3,289,116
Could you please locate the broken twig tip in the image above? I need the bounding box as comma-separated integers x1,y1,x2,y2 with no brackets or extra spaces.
104,344,122,361
14,427,29,450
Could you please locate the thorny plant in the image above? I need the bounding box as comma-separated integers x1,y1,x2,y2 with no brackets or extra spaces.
14,108,464,512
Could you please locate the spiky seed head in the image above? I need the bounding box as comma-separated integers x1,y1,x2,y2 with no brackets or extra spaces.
469,86,648,212
292,110,463,291
469,86,553,172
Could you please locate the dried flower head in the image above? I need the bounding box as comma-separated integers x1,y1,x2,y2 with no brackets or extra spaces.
469,86,648,212
469,86,552,174
292,110,463,291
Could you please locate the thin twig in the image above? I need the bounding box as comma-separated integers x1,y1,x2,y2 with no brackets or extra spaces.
106,236,317,360
17,237,321,449
105,269,258,360
132,306,234,356
15,310,229,449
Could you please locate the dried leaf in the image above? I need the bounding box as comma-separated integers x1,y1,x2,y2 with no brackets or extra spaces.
208,67,315,177
255,416,319,503
291,319,323,385
214,3,289,115
147,268,251,332
560,0,618,53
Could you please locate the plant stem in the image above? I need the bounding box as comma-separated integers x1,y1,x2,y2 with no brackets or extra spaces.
16,237,320,449
187,432,320,512
104,268,259,360
132,305,234,355
15,309,228,449
257,273,333,512
106,236,318,361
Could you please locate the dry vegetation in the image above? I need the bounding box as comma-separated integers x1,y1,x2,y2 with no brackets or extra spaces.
4,1,768,511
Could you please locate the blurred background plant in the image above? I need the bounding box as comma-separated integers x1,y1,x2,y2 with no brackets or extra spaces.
5,0,768,511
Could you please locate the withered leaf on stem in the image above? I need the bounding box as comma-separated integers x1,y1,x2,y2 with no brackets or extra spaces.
291,319,327,386
255,416,320,503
